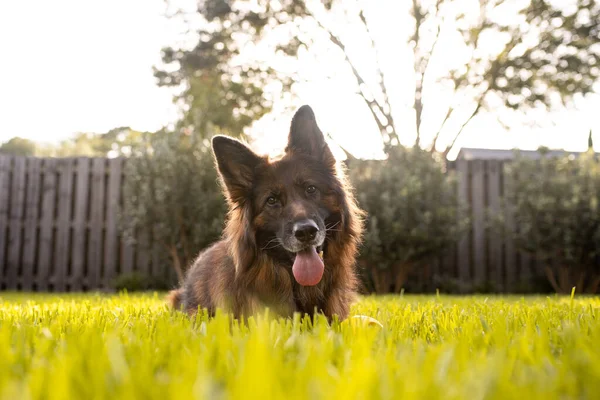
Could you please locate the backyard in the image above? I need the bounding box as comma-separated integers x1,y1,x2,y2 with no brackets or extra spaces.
1,292,599,399
1,0,599,399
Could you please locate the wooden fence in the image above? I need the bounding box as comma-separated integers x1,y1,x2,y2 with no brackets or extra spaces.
424,158,542,293
0,154,544,293
0,155,169,291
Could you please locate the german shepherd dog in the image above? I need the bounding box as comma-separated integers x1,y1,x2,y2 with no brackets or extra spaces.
167,105,364,322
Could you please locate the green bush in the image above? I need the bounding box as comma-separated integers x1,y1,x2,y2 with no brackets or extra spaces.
111,272,171,292
499,149,600,294
349,146,469,294
119,131,227,282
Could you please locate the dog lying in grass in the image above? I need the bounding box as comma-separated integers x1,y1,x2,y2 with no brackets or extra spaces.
168,105,364,322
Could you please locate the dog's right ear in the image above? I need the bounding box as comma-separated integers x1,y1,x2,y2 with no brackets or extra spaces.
286,105,336,170
212,135,263,204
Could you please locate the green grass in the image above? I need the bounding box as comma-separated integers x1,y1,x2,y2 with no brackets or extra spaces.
1,293,599,399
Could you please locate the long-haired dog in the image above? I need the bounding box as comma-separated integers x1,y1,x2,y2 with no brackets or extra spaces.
167,105,364,321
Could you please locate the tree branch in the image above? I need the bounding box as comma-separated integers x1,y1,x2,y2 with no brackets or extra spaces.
430,106,454,153
442,98,483,158
322,20,394,141
304,4,397,143
545,266,562,294
325,132,357,161
419,0,444,81
357,4,392,118
438,4,522,158
411,0,425,146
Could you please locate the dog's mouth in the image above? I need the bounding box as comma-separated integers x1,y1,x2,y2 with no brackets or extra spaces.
292,245,324,286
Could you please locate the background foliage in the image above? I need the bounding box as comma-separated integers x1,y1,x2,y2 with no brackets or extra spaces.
498,148,600,294
163,0,600,155
350,147,469,293
120,132,227,282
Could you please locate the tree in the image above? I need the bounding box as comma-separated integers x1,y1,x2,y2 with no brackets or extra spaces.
121,5,285,281
167,0,600,156
0,137,37,156
349,147,469,293
35,127,146,158
154,4,284,140
121,54,266,281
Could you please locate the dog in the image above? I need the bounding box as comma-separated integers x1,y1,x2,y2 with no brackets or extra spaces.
167,105,364,322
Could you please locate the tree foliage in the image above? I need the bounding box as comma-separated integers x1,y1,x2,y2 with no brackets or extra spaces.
154,2,283,139
0,137,37,156
499,149,600,294
36,127,146,157
0,128,147,158
349,147,469,293
168,0,600,156
120,131,227,282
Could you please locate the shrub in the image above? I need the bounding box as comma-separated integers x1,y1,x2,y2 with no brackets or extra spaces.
120,131,227,282
349,146,469,294
499,149,600,294
111,272,171,292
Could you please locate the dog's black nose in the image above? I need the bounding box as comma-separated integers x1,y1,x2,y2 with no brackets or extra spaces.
293,220,319,243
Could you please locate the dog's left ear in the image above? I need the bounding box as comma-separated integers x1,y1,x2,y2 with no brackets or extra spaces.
285,105,336,169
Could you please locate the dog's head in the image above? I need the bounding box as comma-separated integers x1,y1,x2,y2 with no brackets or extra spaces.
212,105,352,286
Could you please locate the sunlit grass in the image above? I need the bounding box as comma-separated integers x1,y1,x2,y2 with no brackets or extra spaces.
1,292,599,399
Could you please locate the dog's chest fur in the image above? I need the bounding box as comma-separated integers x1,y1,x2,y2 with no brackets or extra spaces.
248,257,330,317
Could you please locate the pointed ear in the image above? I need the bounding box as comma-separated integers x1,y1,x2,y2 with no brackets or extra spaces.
285,105,336,169
212,135,263,203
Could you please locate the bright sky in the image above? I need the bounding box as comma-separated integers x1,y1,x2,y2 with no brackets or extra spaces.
0,0,598,160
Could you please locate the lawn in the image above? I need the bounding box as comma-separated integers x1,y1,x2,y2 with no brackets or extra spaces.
0,293,599,399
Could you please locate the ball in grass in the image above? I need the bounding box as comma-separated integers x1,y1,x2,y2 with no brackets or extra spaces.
344,315,384,329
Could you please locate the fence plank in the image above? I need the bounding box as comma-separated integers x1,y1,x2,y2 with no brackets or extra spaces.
0,156,11,286
120,162,135,275
503,163,517,291
456,159,470,282
71,158,90,290
53,159,74,291
21,158,42,290
487,160,503,292
38,159,57,290
6,157,26,289
471,160,486,286
88,158,106,289
103,158,122,287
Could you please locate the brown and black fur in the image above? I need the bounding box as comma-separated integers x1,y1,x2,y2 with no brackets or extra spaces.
167,105,364,321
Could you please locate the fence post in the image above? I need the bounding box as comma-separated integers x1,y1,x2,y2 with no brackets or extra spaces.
21,158,42,290
471,160,486,287
487,160,503,292
7,157,26,289
88,158,106,289
53,158,75,291
503,163,517,292
456,158,470,283
0,156,12,288
71,157,90,290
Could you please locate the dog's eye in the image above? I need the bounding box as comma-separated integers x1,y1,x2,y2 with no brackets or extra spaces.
266,196,278,206
306,185,317,194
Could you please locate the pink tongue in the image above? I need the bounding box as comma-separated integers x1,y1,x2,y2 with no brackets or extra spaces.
292,247,324,286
